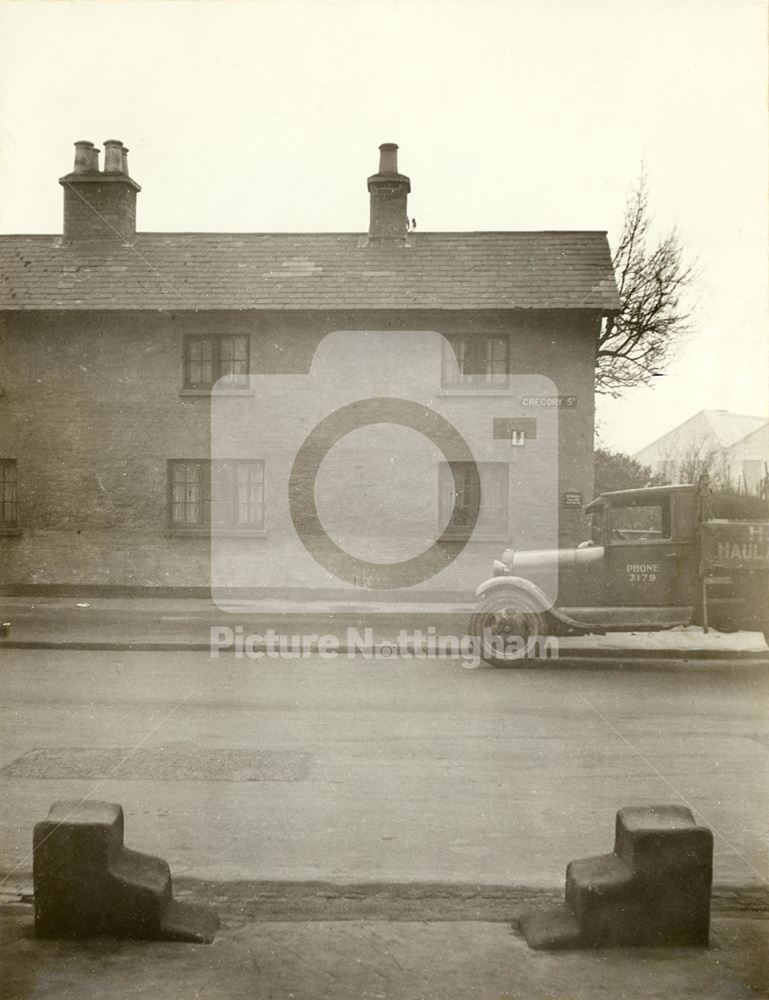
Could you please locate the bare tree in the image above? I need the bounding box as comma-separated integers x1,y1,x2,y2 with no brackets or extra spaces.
598,172,696,396
658,436,726,487
655,439,769,516
676,442,726,488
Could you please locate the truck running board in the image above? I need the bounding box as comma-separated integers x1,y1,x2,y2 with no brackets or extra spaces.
557,606,693,634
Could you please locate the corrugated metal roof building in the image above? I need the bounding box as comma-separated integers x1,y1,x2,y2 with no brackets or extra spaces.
634,410,769,496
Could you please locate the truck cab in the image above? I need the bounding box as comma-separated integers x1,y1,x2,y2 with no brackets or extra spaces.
584,483,700,613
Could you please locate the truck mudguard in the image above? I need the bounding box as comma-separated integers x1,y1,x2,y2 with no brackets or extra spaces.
474,576,594,633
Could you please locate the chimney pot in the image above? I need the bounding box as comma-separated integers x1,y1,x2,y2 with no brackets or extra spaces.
378,143,399,175
104,139,124,173
73,141,98,174
120,145,130,174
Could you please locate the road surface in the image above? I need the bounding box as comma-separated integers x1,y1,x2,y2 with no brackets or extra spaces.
1,649,767,891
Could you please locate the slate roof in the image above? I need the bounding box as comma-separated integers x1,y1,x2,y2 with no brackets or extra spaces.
0,231,619,312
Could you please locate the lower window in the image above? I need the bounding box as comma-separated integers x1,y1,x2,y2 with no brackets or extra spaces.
169,459,264,531
0,459,18,529
439,462,509,538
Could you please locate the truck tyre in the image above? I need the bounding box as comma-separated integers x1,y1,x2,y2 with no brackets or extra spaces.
469,590,546,667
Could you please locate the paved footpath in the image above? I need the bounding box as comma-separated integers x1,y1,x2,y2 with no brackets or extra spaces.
1,595,767,660
1,904,768,1000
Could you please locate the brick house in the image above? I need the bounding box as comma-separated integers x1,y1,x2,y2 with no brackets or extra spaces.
0,140,619,596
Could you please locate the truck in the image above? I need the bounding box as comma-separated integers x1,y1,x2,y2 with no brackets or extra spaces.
470,482,769,665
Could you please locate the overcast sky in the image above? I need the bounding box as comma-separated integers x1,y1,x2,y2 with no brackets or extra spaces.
1,0,766,455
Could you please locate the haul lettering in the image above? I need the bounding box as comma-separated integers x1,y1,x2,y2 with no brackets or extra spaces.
715,542,768,562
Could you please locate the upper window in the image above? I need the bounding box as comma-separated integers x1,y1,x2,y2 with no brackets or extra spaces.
442,334,509,388
439,462,509,538
0,459,17,529
169,459,264,532
183,335,249,389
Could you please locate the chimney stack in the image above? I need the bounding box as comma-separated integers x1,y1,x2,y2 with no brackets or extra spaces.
367,142,410,240
60,139,141,243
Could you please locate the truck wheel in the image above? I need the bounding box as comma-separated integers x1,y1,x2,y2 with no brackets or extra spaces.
469,591,546,667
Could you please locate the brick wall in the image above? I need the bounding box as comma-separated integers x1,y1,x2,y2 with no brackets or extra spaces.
0,308,597,594
62,180,138,242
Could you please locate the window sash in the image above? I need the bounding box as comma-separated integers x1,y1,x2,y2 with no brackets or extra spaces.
171,461,210,525
217,336,249,385
185,337,214,388
169,460,264,529
0,459,18,527
212,460,265,529
183,336,249,388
